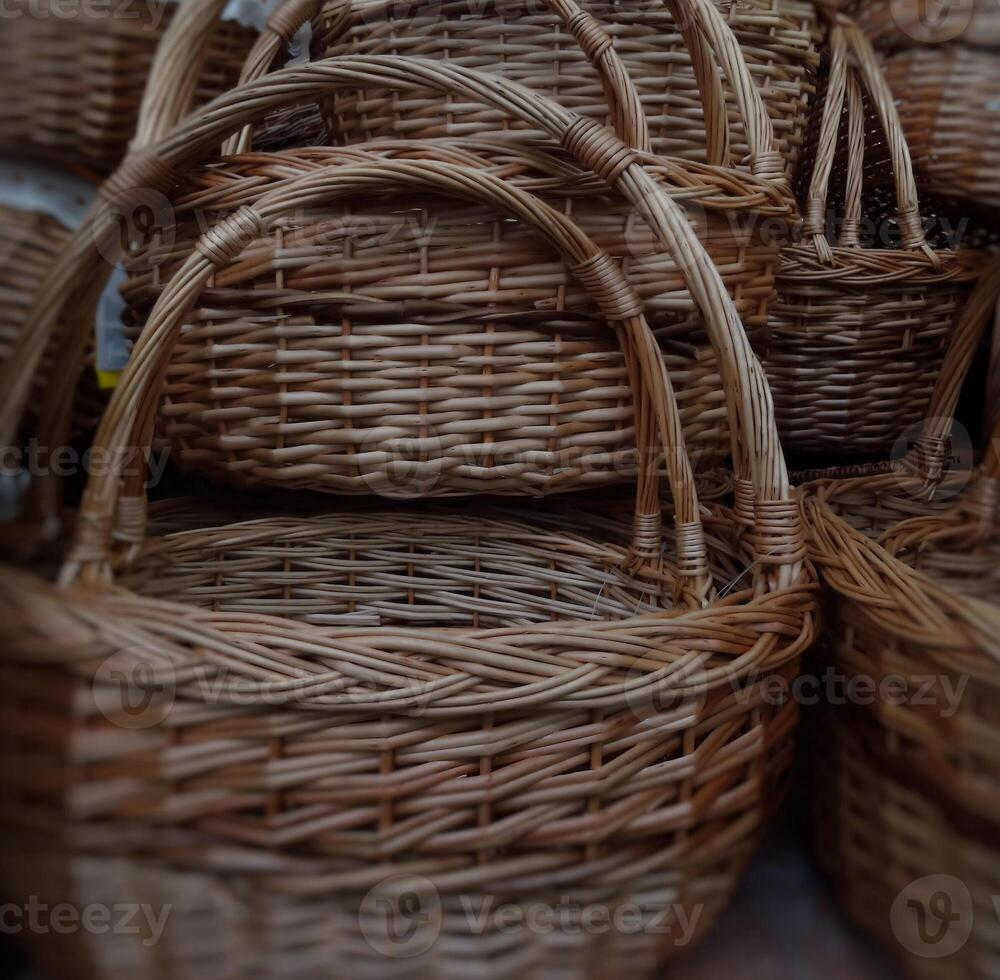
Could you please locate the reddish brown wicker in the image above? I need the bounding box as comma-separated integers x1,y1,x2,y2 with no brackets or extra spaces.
0,65,815,978
0,0,258,175
314,0,820,178
766,20,982,455
803,260,1000,980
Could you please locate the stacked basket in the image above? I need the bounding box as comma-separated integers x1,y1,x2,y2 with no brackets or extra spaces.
766,19,982,457
0,1,819,978
803,257,1000,978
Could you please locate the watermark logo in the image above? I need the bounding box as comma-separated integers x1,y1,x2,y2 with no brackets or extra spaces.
889,418,974,502
891,874,973,958
889,0,975,43
359,874,442,959
92,648,177,730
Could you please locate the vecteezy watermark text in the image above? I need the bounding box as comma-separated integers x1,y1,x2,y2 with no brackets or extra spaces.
0,898,172,947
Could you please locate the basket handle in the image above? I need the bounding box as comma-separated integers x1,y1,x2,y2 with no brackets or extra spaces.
903,257,1000,482
2,56,802,589
62,160,711,603
803,21,936,264
133,0,232,148
223,0,323,155
670,0,786,184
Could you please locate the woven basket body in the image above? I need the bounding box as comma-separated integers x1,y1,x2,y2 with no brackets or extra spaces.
313,0,819,176
805,471,1000,979
0,59,817,970
0,1,261,174
0,202,107,438
769,250,979,453
882,45,1000,213
121,142,788,495
767,22,982,455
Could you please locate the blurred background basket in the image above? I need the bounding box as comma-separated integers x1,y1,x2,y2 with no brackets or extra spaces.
313,0,820,179
0,0,327,176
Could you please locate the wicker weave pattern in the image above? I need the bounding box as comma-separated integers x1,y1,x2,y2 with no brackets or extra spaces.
882,44,1000,213
815,715,1000,980
0,1,257,174
314,0,819,174
766,22,982,454
120,142,784,493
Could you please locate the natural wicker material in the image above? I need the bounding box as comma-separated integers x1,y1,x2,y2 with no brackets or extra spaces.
0,0,259,175
847,0,1000,49
814,714,1000,980
766,21,982,455
803,262,1000,980
314,0,819,177
0,55,799,519
0,203,106,439
119,138,790,494
881,44,1000,214
0,95,815,979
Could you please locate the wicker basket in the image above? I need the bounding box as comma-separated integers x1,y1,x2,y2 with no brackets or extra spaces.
847,0,1000,49
881,43,1000,214
802,260,1000,980
313,0,820,178
118,136,791,495
766,21,982,456
0,0,326,174
0,147,815,980
0,54,799,515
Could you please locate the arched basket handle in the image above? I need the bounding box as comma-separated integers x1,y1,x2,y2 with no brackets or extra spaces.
1,56,803,591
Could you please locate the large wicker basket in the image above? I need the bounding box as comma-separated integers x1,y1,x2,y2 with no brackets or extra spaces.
802,260,1000,980
313,0,820,178
0,53,799,513
766,21,982,456
118,136,791,495
0,123,815,979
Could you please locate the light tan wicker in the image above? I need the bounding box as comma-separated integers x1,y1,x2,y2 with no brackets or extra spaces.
766,21,982,456
0,146,815,980
0,0,258,175
847,0,1000,49
802,260,1000,980
881,43,1000,214
0,55,800,518
117,136,790,495
314,0,820,178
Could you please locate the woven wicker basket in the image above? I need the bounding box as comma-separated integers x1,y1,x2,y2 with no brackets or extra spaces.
766,21,982,456
0,137,815,979
118,137,791,495
314,0,819,178
0,0,326,174
881,43,1000,214
0,54,799,514
847,0,1000,49
0,0,259,174
802,260,1000,980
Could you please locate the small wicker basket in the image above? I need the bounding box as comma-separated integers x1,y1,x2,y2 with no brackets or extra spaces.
766,21,982,456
